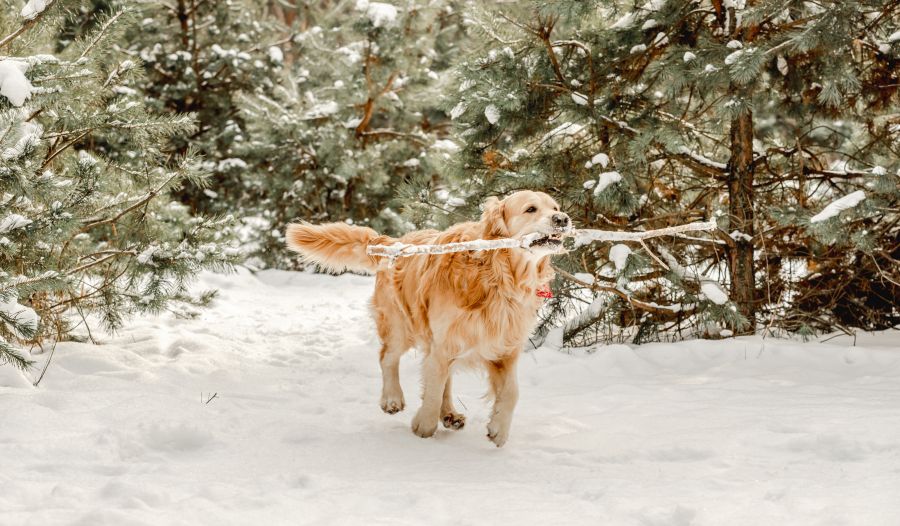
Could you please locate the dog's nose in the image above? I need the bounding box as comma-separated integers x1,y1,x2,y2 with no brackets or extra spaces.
552,213,570,228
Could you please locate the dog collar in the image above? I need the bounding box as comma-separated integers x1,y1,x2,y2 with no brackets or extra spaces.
536,284,553,299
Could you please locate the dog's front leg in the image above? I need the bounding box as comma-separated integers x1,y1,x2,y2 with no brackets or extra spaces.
486,355,519,447
411,348,450,438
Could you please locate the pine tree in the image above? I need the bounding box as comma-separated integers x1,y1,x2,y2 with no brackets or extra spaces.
417,0,900,343
107,0,283,215
0,1,239,370
238,0,469,268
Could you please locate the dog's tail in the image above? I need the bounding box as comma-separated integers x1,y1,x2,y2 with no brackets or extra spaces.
285,222,392,273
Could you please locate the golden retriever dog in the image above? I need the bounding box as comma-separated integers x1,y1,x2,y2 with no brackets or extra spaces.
285,190,570,446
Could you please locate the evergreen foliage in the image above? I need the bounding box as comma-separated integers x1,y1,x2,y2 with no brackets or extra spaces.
238,0,469,268
0,0,239,369
408,0,900,344
116,0,281,216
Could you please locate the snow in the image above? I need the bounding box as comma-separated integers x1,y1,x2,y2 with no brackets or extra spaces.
570,92,588,106
593,171,623,195
776,54,789,75
2,120,43,160
355,0,399,28
0,213,32,233
887,30,900,43
810,190,866,223
303,100,339,119
585,152,610,169
729,229,752,242
431,139,459,152
268,46,284,63
573,272,595,284
683,51,696,63
0,60,34,107
678,145,728,170
630,44,647,54
700,280,729,305
540,121,585,144
20,0,49,20
136,245,158,265
368,232,550,259
217,158,249,171
610,0,667,30
0,294,38,338
2,270,900,524
609,244,631,271
484,104,500,124
449,101,467,120
724,49,743,65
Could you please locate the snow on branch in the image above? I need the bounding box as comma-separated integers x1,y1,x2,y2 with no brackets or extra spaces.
810,191,866,223
367,232,547,259
0,0,58,50
367,220,718,260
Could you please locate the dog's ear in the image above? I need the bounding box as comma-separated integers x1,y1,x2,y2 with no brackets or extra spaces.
481,196,509,238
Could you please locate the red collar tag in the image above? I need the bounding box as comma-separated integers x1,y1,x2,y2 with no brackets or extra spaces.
536,284,553,299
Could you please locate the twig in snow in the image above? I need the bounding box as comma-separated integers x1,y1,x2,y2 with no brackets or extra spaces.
31,340,57,387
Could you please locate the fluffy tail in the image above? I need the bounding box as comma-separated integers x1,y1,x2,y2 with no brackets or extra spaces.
285,222,392,273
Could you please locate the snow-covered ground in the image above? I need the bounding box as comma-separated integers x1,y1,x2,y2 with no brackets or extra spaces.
2,269,899,525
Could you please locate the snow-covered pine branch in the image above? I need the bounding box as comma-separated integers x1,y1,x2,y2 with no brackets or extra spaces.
366,220,718,259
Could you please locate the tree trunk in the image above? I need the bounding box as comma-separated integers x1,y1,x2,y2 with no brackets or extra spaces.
727,108,756,332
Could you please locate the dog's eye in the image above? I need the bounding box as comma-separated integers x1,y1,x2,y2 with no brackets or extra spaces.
525,206,537,213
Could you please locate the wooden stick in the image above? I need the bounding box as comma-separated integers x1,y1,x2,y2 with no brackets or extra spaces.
366,220,717,259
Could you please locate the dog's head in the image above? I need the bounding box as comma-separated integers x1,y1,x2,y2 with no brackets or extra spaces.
481,190,571,256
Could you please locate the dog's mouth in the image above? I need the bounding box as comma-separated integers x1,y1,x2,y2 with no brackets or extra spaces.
528,233,564,248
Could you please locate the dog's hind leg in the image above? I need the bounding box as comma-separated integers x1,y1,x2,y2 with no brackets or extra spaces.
379,340,406,414
374,277,409,415
440,374,466,430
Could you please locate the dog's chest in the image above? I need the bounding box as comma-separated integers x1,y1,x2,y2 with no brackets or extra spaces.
429,292,542,356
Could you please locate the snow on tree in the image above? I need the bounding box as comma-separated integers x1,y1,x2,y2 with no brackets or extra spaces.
0,2,239,370
413,0,899,344
114,0,282,217
237,0,470,268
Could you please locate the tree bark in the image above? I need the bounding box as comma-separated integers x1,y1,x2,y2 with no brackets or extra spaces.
727,108,756,332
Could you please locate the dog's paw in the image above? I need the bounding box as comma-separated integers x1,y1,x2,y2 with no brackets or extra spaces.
411,412,438,438
380,395,405,414
441,412,466,430
486,420,510,447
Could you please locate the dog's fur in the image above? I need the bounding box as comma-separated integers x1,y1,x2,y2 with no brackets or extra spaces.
285,191,570,446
